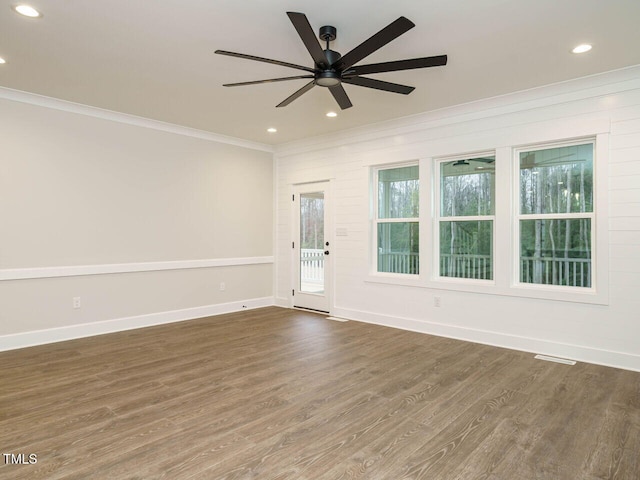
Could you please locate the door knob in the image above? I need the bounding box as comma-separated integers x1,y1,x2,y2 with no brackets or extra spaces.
324,250,330,255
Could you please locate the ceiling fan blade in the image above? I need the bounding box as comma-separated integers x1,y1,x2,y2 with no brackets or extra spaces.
471,157,495,163
276,80,316,107
223,75,314,87
346,55,448,76
342,76,414,95
287,12,329,68
329,85,353,109
333,16,415,71
215,50,315,73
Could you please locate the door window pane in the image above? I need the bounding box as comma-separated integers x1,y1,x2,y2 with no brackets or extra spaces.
377,222,419,274
520,219,591,287
440,220,493,280
300,192,324,294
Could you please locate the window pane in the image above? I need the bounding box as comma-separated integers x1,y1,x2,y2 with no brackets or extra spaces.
440,221,493,280
377,222,419,274
441,157,495,217
378,166,419,219
520,144,593,215
520,219,591,287
299,193,324,249
299,192,324,294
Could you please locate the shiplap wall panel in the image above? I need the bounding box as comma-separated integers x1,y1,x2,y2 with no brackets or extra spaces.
275,66,640,371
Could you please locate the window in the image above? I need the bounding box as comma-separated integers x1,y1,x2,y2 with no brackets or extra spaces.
367,133,605,303
517,141,594,288
437,155,495,280
375,165,419,274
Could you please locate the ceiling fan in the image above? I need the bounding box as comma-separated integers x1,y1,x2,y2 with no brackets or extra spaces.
215,12,447,109
451,157,495,168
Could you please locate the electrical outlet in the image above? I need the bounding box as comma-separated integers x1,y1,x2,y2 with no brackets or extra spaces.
73,297,81,309
434,296,441,308
219,282,226,291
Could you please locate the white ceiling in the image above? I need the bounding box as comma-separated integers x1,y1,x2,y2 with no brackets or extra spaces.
2,0,640,145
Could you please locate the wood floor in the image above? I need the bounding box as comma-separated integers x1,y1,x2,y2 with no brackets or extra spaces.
1,307,639,479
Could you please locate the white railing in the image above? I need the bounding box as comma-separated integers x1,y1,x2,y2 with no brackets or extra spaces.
305,249,591,288
300,249,324,284
520,256,591,288
440,253,590,286
378,252,419,274
440,254,492,280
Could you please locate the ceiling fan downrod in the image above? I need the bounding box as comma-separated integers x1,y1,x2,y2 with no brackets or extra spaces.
316,25,341,87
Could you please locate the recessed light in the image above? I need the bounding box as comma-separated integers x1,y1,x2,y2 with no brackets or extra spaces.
326,111,338,118
267,127,277,133
572,44,592,54
0,57,6,64
12,4,42,17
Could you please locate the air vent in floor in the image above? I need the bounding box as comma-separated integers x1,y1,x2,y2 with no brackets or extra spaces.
534,354,576,365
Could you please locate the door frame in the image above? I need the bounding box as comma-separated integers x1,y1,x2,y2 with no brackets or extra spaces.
291,181,333,313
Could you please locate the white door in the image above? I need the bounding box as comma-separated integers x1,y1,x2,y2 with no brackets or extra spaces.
293,182,331,313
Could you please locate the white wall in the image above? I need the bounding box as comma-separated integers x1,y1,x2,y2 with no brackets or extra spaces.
0,90,274,348
275,66,640,371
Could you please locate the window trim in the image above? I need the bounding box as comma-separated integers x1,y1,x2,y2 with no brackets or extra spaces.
370,161,421,279
433,152,496,285
512,138,597,293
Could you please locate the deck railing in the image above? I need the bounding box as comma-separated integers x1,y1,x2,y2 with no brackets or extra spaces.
377,251,419,274
440,253,492,280
377,252,591,287
300,249,325,284
520,256,591,288
303,249,591,288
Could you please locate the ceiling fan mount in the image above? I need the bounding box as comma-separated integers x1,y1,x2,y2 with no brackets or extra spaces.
319,25,337,44
215,12,447,109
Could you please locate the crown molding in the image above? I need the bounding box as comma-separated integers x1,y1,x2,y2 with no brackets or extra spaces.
0,86,274,153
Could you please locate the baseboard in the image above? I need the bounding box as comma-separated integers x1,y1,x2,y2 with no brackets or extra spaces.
0,297,274,352
332,306,640,372
274,296,290,308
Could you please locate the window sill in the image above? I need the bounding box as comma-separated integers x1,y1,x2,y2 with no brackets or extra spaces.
365,274,608,305
365,273,423,288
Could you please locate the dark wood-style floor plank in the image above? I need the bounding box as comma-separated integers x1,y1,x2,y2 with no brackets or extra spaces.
1,306,639,479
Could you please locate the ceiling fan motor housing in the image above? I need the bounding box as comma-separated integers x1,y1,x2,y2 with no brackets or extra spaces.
323,48,341,66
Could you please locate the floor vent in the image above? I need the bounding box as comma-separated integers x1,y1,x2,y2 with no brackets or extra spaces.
326,316,349,322
534,354,576,365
